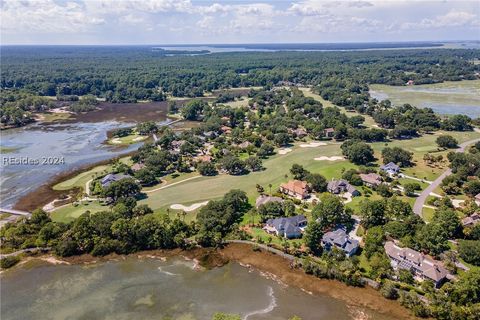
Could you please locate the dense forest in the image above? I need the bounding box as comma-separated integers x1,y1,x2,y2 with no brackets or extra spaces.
1,47,478,127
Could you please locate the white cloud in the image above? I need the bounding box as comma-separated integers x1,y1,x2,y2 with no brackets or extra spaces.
401,10,478,30
1,0,105,33
119,14,145,25
1,0,478,44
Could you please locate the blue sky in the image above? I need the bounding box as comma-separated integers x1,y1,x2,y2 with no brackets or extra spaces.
1,0,479,45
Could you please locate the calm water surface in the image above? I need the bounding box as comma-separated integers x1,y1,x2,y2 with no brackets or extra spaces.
1,257,397,320
0,122,141,208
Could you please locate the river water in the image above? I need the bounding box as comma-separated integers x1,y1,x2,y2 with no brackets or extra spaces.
0,122,141,208
0,257,396,320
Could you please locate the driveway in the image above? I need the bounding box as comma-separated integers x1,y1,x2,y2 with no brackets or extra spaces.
413,136,480,217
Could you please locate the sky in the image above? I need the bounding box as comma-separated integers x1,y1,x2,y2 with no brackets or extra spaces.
1,0,479,45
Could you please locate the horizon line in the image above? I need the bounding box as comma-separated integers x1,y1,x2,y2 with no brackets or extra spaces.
1,40,479,46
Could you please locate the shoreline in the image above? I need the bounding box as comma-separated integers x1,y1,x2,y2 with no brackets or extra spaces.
2,243,417,320
13,150,138,212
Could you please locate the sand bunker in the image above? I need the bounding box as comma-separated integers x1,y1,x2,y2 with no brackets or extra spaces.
278,148,292,155
314,156,345,161
300,141,327,148
170,201,209,212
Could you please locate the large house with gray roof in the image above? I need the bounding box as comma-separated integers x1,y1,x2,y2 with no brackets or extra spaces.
380,162,401,175
101,173,133,188
263,215,307,239
327,179,360,196
384,241,448,288
321,229,359,257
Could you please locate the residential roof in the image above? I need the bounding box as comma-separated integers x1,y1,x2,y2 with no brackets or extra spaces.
462,213,480,227
255,195,284,208
384,241,448,283
101,173,133,187
475,193,480,200
194,155,213,163
324,127,335,133
237,141,252,149
380,162,400,172
280,180,308,196
360,173,382,186
131,163,145,171
322,229,359,254
293,128,307,136
266,215,307,236
327,179,358,194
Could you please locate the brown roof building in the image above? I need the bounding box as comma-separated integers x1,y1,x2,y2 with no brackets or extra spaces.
360,173,383,187
324,127,335,138
194,155,213,163
280,180,309,199
384,241,448,287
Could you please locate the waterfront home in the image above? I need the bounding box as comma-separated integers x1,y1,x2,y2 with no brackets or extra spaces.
101,173,133,188
327,179,360,196
255,195,284,208
280,180,309,199
380,162,400,175
359,173,383,187
462,212,480,227
384,241,448,288
264,215,307,239
321,229,359,257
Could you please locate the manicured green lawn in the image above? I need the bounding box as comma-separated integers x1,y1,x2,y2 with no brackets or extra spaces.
247,227,303,247
397,178,430,190
53,165,110,191
138,142,352,211
358,251,372,274
371,130,480,182
422,207,435,222
53,157,131,191
51,201,109,223
223,97,250,108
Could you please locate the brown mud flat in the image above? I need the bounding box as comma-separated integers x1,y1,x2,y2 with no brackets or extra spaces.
72,101,170,123
12,244,417,319
13,150,137,212
219,243,418,320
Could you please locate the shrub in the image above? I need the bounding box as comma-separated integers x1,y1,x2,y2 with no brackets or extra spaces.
0,256,20,269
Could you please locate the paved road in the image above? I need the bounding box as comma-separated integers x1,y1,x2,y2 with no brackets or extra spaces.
413,136,480,217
